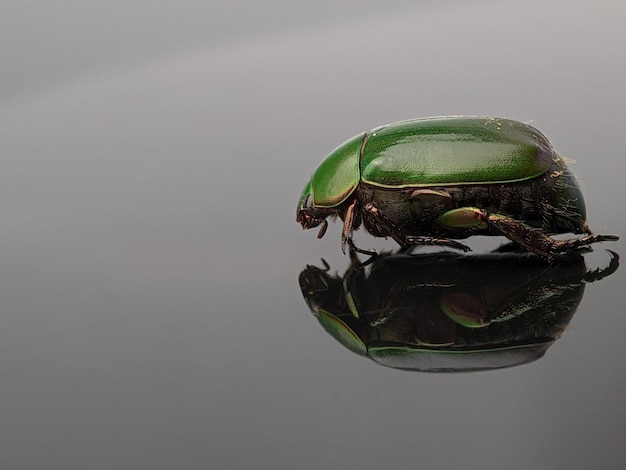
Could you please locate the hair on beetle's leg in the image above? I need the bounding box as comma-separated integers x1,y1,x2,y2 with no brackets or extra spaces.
478,212,556,259
484,212,618,260
551,234,619,252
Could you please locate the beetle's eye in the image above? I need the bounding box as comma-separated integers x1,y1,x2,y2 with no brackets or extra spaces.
304,194,314,210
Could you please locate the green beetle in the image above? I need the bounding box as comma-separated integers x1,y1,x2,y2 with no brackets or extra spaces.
297,116,618,259
299,250,619,372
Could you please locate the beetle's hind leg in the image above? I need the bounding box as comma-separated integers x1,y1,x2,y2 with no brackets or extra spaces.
438,207,619,260
362,203,471,253
486,212,618,259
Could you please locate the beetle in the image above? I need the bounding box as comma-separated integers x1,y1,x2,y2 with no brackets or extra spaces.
297,116,618,259
298,250,619,372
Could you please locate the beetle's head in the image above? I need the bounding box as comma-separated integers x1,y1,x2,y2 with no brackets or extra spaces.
297,181,330,239
297,132,364,241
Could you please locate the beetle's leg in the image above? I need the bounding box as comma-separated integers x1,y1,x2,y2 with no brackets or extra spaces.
438,207,619,260
548,233,619,252
403,236,472,252
362,203,471,252
346,237,377,255
583,250,619,282
487,213,618,259
340,199,356,254
341,199,376,255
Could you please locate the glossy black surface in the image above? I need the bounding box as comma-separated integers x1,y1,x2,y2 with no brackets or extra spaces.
1,1,624,468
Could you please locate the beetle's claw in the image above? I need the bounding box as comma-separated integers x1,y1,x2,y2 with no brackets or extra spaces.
344,237,377,256
597,234,619,242
454,241,472,252
440,240,471,252
582,250,619,283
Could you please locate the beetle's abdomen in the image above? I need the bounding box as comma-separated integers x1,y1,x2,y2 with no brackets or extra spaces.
360,117,554,187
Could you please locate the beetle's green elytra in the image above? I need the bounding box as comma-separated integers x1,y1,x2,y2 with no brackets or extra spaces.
317,308,367,356
297,116,618,259
361,117,552,187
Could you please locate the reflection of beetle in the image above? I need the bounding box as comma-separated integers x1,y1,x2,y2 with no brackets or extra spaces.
299,251,619,372
297,116,618,259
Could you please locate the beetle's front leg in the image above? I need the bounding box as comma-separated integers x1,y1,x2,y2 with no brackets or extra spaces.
341,199,376,255
362,203,471,252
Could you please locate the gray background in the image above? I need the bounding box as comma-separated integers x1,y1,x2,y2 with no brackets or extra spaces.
1,0,625,468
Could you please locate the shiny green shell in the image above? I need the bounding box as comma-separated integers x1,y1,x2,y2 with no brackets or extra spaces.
312,308,552,371
306,116,554,208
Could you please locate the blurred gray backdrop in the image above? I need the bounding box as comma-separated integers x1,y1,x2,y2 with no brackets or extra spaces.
0,1,624,469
